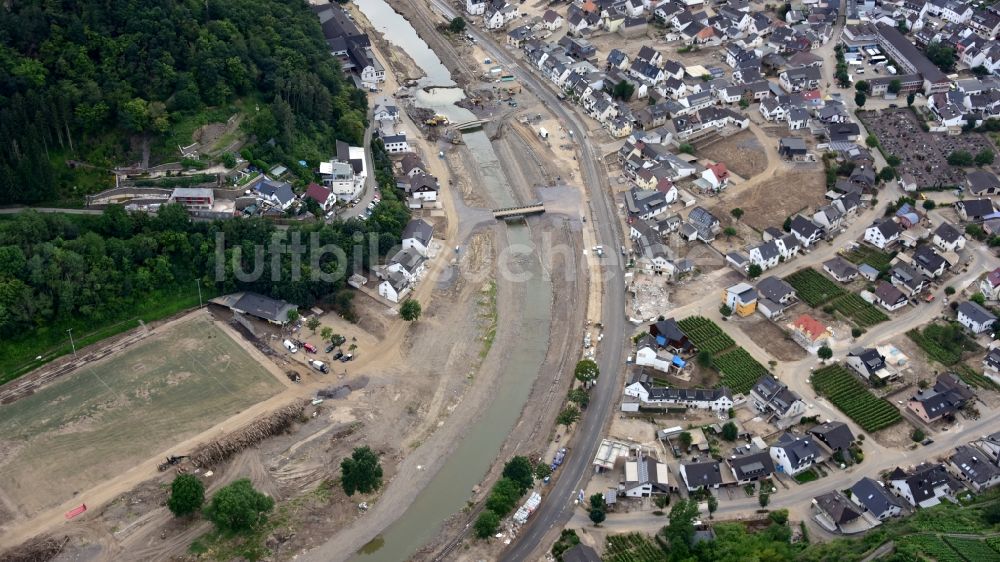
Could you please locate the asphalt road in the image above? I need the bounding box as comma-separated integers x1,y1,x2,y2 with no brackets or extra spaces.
419,2,631,559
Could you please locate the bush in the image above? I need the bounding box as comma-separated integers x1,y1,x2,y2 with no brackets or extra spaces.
204,479,274,533
474,510,500,538
557,405,581,426
912,428,925,442
852,327,863,338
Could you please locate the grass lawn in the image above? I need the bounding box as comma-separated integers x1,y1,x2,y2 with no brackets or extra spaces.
0,284,217,385
794,469,819,484
0,314,283,516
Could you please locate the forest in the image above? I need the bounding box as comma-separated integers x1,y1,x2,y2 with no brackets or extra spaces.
0,0,367,204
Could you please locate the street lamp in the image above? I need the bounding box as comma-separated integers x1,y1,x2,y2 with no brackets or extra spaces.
195,279,203,308
67,328,77,356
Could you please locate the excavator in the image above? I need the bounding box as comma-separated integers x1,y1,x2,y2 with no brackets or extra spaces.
157,455,186,471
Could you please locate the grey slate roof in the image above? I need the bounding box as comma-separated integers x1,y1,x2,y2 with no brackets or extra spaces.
850,477,901,515
756,276,795,302
958,301,997,326
808,421,855,452
402,219,434,246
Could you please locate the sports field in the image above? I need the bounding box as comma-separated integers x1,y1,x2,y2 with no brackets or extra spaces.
0,314,284,518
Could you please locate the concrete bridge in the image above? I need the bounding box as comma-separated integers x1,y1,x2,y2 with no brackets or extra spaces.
492,203,545,220
453,118,491,131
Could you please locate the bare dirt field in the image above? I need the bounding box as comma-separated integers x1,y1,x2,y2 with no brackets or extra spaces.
725,169,827,232
697,130,768,179
0,315,285,519
734,315,807,362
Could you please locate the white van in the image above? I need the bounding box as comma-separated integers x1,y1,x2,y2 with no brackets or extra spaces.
283,339,298,353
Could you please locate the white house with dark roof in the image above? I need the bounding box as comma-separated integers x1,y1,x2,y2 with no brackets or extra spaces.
256,179,297,210
379,131,410,153
623,453,670,497
823,257,858,282
957,301,997,334
967,170,1000,196
933,222,966,252
850,477,902,521
679,460,723,491
402,219,434,257
749,375,806,428
789,215,823,247
948,444,1000,492
889,463,959,508
956,198,996,222
727,451,775,484
864,219,900,249
808,421,855,454
770,432,823,475
981,267,1000,301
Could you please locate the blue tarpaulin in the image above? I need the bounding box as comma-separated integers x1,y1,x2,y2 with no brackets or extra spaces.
672,356,686,368
656,335,666,346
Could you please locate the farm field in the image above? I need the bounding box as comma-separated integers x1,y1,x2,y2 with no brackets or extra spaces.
678,316,735,354
714,348,769,394
0,314,285,517
811,365,901,432
829,293,888,328
785,268,845,307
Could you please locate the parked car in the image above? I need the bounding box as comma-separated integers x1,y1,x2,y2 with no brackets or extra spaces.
283,339,298,353
325,343,336,353
339,353,354,362
303,343,317,353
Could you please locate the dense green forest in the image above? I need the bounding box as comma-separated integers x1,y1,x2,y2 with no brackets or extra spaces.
0,139,408,381
0,0,367,204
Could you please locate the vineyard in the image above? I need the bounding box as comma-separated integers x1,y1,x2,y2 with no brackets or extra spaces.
953,364,1000,391
829,293,888,327
943,536,1000,559
604,533,665,562
843,246,896,273
811,365,901,432
785,268,845,307
896,535,964,562
678,316,735,354
715,348,770,394
907,323,979,366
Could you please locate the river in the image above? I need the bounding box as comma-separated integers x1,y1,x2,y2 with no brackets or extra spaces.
349,1,551,560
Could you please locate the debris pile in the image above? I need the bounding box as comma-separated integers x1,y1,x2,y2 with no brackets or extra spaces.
189,400,307,468
0,536,69,562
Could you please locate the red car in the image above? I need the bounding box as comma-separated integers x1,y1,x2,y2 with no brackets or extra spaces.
303,343,317,353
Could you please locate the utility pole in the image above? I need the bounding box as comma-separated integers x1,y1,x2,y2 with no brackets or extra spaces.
67,329,77,356
196,279,203,308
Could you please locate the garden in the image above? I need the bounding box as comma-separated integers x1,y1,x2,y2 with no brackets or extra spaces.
953,364,1000,391
829,293,888,328
842,246,896,273
714,348,770,394
811,365,901,432
907,322,980,366
604,532,666,562
785,268,845,307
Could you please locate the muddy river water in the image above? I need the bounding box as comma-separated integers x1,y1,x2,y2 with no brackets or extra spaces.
350,1,553,560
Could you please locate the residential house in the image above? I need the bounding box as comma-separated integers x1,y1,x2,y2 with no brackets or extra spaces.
864,219,901,249
378,270,410,303
789,314,832,351
757,276,796,305
303,183,334,211
967,170,1000,196
948,445,1000,492
679,460,724,491
778,137,808,158
972,431,1000,463
808,421,855,455
649,318,693,353
790,215,823,247
889,464,959,508
686,206,721,242
912,246,948,278
847,347,897,383
373,102,399,123
749,375,806,428
779,65,822,92
634,336,680,372
787,107,810,130
542,9,564,30
400,153,426,178
908,373,975,423
401,218,434,256
723,283,758,316
813,491,870,534
379,131,410,153
985,346,1000,382
957,301,997,334
850,477,902,521
407,173,440,202
823,257,859,283
956,198,996,222
625,187,673,221
874,281,908,311
623,453,670,497
256,179,296,210
624,381,734,411
727,452,776,484
771,432,823,476
890,263,927,297
933,222,966,252
982,267,1000,301
813,204,844,230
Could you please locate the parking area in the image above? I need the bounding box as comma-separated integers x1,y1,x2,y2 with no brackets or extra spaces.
862,109,993,189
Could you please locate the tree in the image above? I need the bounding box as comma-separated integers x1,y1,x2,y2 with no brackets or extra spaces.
975,149,995,167
204,479,274,533
886,154,901,167
574,359,600,383
502,456,534,493
971,293,986,306
983,503,1000,525
474,510,500,538
723,226,737,238
739,98,750,109
286,309,300,325
888,79,902,95
320,327,333,341
865,134,879,148
330,333,346,347
879,167,896,182
911,428,925,442
730,208,744,221
769,509,789,525
679,431,693,450
306,316,320,333
948,150,974,166
486,477,523,515
907,92,916,106
448,17,466,34
720,304,733,317
782,216,792,232
340,446,383,496
945,286,956,296
759,490,771,508
852,327,863,338
534,463,552,480
400,299,422,321
922,200,936,210
696,350,713,368
220,152,237,168
167,474,205,517
707,495,718,519
926,42,956,72
721,421,739,441
818,346,833,361
568,387,590,408
748,264,763,279
855,92,867,107
967,224,987,241
662,499,699,557
557,405,581,426
589,508,606,525
854,80,870,94
589,493,608,524
612,80,635,101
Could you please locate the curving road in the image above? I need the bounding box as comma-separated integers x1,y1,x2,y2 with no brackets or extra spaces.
421,1,630,559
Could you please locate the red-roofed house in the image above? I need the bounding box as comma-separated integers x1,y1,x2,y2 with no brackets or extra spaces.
304,183,334,211
801,89,823,107
982,267,1000,301
709,163,730,185
788,314,832,352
